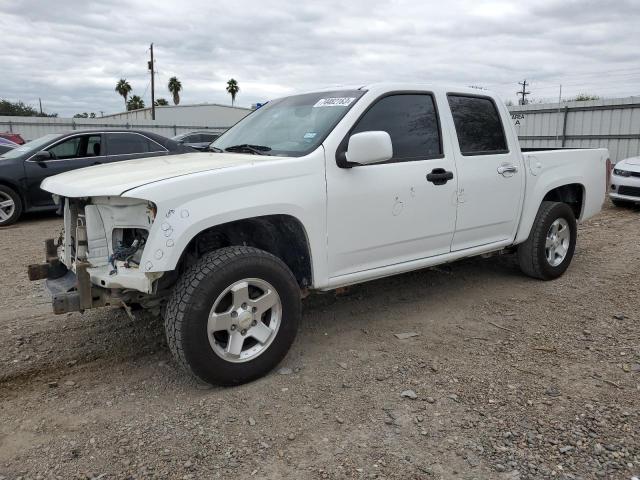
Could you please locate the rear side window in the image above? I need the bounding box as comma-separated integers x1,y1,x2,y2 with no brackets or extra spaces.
107,133,164,155
351,94,442,162
448,95,508,155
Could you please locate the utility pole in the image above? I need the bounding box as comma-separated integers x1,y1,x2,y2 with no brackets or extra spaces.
517,79,530,105
148,43,156,120
38,98,43,115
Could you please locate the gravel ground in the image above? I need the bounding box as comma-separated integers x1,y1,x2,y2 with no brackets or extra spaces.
0,204,639,480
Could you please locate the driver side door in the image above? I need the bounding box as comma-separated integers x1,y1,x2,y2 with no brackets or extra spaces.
24,133,104,206
325,92,458,279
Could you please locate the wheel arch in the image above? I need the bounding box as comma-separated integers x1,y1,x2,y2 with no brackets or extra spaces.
0,178,26,204
166,214,314,289
541,183,585,220
515,181,586,245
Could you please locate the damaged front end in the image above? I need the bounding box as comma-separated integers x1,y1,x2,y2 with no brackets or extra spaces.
28,196,163,315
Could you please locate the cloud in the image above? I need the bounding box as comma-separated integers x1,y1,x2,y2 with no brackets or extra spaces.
1,0,639,117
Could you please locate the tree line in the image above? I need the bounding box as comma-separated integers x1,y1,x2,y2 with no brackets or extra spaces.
114,77,240,111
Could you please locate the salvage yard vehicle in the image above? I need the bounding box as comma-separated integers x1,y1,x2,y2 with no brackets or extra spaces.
171,131,221,151
0,130,193,226
609,156,640,207
28,84,610,386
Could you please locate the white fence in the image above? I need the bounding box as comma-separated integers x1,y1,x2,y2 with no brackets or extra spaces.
0,116,231,142
509,96,640,163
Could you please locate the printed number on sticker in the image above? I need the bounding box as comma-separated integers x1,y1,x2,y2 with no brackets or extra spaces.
313,97,356,107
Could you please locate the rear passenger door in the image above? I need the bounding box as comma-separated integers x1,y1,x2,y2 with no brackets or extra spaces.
446,94,524,251
326,92,458,277
104,132,168,162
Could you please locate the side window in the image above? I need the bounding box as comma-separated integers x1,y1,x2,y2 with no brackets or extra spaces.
202,133,218,142
86,135,102,157
107,133,150,155
48,137,81,159
351,94,442,162
145,137,166,152
447,95,508,155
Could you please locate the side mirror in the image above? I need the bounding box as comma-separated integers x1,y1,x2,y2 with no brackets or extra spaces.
345,131,393,165
34,150,52,162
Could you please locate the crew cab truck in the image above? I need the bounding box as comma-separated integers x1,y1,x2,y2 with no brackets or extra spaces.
28,84,610,386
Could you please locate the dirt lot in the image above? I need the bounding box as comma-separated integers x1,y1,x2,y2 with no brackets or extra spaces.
1,204,638,480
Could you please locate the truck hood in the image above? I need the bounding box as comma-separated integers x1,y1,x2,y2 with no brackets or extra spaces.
41,152,279,197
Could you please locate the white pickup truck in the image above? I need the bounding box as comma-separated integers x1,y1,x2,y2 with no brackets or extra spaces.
29,84,610,386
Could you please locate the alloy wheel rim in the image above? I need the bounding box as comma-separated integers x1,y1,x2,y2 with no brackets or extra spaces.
207,278,282,363
545,218,570,267
0,192,15,223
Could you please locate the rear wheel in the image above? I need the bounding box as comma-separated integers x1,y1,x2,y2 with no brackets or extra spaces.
518,201,577,280
0,185,22,227
164,246,301,386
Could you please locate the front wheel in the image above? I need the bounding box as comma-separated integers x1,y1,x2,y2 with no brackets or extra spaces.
0,185,23,227
517,201,577,280
164,246,301,386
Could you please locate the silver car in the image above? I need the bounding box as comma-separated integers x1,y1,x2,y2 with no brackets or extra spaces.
171,131,220,151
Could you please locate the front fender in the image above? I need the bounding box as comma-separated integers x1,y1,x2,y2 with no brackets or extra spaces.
124,150,329,288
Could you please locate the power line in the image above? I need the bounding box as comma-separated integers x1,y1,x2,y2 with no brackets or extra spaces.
517,80,530,105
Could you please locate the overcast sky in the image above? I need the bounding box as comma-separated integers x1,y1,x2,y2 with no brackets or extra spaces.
1,0,639,117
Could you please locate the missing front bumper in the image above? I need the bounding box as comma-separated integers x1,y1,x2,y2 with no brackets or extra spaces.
28,239,105,314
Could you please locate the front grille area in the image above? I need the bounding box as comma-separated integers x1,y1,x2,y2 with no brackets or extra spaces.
618,185,640,197
631,171,640,178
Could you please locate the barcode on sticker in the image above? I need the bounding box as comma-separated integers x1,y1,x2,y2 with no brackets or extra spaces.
313,97,356,107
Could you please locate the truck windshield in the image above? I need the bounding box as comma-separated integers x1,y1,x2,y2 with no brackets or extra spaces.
211,90,365,157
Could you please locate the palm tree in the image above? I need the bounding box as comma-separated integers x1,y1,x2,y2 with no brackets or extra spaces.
226,79,240,106
127,95,145,111
168,77,182,105
115,79,132,111
155,98,169,106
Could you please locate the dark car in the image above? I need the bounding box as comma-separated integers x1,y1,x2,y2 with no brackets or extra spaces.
0,129,193,226
0,138,18,155
171,131,220,151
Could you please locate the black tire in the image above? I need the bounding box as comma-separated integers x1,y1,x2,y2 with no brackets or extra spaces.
611,198,633,208
164,246,301,386
0,184,23,227
517,201,577,280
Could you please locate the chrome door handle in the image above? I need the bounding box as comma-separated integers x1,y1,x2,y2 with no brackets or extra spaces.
497,164,518,176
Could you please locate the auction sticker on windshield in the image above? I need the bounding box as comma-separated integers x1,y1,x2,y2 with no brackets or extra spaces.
313,97,356,107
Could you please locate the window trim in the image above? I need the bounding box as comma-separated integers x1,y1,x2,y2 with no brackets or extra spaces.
25,133,105,163
105,132,168,156
446,92,510,157
336,90,445,168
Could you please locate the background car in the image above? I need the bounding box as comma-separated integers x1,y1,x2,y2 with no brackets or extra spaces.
0,137,18,155
0,132,25,145
171,131,220,151
0,129,193,226
610,156,640,207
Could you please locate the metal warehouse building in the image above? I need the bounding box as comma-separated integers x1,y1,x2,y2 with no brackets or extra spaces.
0,103,252,142
102,103,251,126
509,96,640,163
